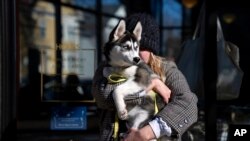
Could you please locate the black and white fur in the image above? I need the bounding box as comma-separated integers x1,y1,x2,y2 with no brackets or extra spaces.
104,20,158,130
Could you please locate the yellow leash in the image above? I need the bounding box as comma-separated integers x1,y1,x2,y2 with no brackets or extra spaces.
107,73,125,141
107,73,158,141
113,114,119,141
148,90,159,115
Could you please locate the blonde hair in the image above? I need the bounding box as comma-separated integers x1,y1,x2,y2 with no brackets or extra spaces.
148,53,165,81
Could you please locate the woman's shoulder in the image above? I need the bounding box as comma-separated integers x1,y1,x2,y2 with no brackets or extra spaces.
160,57,177,69
93,61,108,81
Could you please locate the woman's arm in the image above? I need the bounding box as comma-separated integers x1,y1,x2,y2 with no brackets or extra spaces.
156,65,198,138
147,78,171,103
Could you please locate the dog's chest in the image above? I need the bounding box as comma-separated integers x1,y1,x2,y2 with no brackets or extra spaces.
120,66,138,78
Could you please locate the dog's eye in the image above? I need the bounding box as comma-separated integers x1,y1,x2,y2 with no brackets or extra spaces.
123,45,130,50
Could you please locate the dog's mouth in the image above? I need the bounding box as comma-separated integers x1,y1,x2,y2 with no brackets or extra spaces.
123,58,134,66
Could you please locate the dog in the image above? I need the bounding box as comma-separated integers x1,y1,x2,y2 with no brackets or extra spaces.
103,20,159,130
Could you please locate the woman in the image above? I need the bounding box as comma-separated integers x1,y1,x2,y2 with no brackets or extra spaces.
92,13,198,141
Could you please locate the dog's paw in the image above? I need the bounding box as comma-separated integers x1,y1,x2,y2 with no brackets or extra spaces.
118,109,128,120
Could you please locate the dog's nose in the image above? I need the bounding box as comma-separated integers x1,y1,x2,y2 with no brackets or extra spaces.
133,57,141,64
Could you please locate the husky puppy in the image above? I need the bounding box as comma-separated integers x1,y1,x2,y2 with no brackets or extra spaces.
104,20,158,130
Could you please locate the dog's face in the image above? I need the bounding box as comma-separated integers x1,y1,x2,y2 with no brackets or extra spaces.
104,20,142,67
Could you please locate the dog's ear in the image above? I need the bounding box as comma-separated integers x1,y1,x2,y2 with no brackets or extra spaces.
110,20,126,41
133,22,142,41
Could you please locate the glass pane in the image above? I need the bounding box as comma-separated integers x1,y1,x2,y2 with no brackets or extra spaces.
61,7,97,78
48,7,97,101
19,0,56,95
162,0,182,26
162,29,182,60
102,0,126,17
61,0,96,10
19,0,55,83
18,0,56,119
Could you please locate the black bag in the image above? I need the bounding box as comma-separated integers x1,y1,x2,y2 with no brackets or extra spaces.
216,18,244,100
177,4,205,99
177,5,244,101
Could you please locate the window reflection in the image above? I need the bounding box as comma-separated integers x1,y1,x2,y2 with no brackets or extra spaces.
61,6,96,80
61,0,96,10
40,6,97,101
102,0,124,16
162,0,182,27
161,0,183,59
19,0,96,102
19,1,55,85
163,30,182,59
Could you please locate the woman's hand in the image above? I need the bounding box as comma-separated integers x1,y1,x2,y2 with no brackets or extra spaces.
146,78,171,103
122,125,156,141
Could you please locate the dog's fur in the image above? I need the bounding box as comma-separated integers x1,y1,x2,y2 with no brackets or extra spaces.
104,20,158,129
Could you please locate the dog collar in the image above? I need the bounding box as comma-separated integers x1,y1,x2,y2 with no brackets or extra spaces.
107,73,127,83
